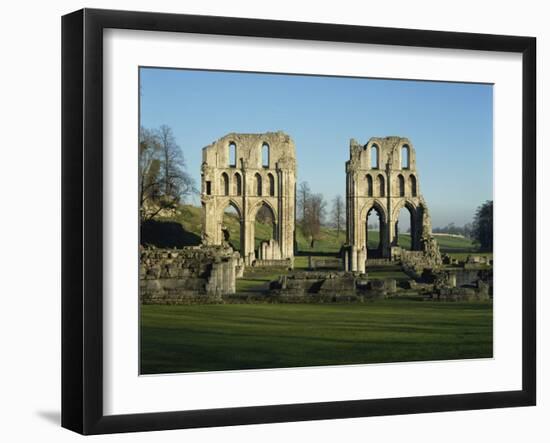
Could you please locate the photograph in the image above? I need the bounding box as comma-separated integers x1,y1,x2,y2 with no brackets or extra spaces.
138,68,494,375
0,0,543,439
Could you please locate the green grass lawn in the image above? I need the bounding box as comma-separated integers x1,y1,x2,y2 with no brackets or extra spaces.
236,267,286,292
367,265,410,280
140,301,493,374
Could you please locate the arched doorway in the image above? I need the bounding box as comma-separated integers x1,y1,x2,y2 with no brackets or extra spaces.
254,202,276,257
366,205,386,258
221,202,242,254
394,203,416,250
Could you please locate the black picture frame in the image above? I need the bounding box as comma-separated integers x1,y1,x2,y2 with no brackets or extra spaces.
61,8,536,435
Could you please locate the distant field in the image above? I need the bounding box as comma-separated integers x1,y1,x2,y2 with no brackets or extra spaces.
141,301,493,374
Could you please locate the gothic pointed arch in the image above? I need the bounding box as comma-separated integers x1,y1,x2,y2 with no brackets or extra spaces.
268,172,275,196
377,174,385,197
366,174,373,197
255,173,262,196
220,172,229,196
409,174,417,197
233,171,242,196
398,174,405,197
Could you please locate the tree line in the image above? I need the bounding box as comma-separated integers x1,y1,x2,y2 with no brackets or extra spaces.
432,200,493,251
139,125,196,221
433,222,474,237
472,200,493,251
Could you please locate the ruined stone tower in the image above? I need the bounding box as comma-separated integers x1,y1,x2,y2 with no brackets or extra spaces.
344,136,441,273
200,132,296,266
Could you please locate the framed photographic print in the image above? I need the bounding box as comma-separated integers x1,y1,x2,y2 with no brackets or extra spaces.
61,8,536,435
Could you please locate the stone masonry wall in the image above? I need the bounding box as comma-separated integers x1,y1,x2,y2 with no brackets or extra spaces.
140,245,244,304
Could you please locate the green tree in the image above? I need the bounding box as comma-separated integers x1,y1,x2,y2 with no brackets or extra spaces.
472,200,493,251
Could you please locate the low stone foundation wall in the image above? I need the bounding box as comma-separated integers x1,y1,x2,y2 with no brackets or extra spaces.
365,258,392,266
140,245,243,304
308,256,343,270
428,284,490,301
420,268,492,301
269,272,397,301
252,258,293,269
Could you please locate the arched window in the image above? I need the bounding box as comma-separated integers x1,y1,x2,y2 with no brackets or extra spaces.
371,144,379,169
366,174,373,197
377,174,385,197
221,172,229,196
255,173,262,196
398,174,405,197
234,172,242,196
268,173,275,196
401,145,409,169
262,143,269,168
409,174,417,197
229,142,236,167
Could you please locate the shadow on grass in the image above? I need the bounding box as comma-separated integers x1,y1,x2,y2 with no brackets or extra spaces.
141,220,201,248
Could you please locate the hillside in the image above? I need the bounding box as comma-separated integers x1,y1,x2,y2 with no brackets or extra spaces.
141,204,482,256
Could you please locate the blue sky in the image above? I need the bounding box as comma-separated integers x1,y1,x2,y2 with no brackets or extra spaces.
140,67,493,228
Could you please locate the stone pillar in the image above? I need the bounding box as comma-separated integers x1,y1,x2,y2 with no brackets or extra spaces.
357,247,366,273
350,245,357,272
223,260,232,294
343,248,349,271
449,273,457,288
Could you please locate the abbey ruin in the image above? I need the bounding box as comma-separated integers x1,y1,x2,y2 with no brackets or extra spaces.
200,132,296,266
343,137,442,274
140,132,491,304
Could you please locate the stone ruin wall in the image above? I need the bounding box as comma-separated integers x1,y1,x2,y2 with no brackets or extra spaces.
200,132,296,266
140,133,451,304
140,245,244,304
343,136,442,273
268,269,489,303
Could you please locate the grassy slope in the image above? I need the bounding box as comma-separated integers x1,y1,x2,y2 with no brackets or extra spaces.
159,204,483,256
141,301,493,374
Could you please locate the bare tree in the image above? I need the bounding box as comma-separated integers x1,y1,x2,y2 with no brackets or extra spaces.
297,181,311,223
156,125,196,202
304,193,326,248
331,195,345,237
139,126,162,221
139,125,197,221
